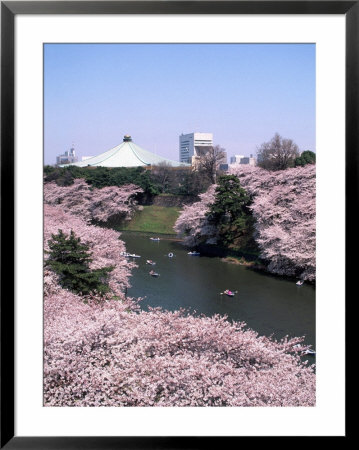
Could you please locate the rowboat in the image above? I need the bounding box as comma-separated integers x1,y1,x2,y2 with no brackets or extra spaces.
120,252,141,258
296,280,304,286
221,290,237,297
293,344,315,355
149,270,160,277
146,260,156,265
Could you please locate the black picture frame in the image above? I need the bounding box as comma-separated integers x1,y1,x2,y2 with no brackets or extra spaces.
1,1,354,447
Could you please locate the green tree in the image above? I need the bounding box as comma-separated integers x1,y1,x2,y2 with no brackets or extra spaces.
294,150,316,167
44,167,76,186
44,166,160,196
207,175,255,248
45,229,113,296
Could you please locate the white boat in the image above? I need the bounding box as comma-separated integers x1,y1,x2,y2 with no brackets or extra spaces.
150,237,160,241
188,251,200,256
293,344,315,355
129,254,141,258
149,270,160,277
296,280,304,286
146,260,156,265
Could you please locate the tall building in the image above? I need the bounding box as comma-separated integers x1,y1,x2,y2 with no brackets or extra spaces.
56,146,78,165
179,132,213,164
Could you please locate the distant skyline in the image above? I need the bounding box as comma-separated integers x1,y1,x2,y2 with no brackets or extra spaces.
44,43,315,165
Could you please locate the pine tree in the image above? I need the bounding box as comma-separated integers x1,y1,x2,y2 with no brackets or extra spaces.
207,175,256,248
45,229,113,295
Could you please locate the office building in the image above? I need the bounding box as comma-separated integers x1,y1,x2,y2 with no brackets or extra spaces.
179,132,213,164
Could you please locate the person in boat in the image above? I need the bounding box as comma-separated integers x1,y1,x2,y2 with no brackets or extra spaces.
223,290,235,296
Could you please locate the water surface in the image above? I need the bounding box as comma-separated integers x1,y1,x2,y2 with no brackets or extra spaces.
122,232,315,349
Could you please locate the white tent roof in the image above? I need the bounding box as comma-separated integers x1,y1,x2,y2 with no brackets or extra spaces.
61,135,189,168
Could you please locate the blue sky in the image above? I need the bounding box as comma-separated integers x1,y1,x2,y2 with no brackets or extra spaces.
44,43,315,165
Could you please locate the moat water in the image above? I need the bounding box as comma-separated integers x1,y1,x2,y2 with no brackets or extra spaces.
121,232,315,354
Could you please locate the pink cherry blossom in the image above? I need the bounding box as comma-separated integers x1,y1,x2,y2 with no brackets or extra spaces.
174,185,218,246
230,165,316,281
44,181,316,407
44,279,315,407
175,165,316,281
44,179,143,223
44,204,137,296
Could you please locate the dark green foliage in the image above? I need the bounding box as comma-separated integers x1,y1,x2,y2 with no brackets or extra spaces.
44,165,210,197
45,230,113,296
83,166,157,193
294,150,316,167
44,166,160,196
44,167,75,186
177,169,212,196
44,165,85,186
208,175,257,249
150,165,211,196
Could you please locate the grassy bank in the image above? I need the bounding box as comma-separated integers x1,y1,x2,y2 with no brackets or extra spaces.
116,205,180,235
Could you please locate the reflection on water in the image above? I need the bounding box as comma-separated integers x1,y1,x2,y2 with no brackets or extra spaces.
122,232,315,350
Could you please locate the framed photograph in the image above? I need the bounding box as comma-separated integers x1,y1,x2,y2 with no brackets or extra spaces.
1,1,354,447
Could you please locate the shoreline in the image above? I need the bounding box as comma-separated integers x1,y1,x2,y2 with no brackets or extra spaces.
221,255,265,269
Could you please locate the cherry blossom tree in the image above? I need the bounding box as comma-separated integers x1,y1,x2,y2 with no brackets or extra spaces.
44,279,315,407
44,185,316,407
174,185,218,247
176,165,316,281
44,179,143,223
44,204,137,296
230,164,316,281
